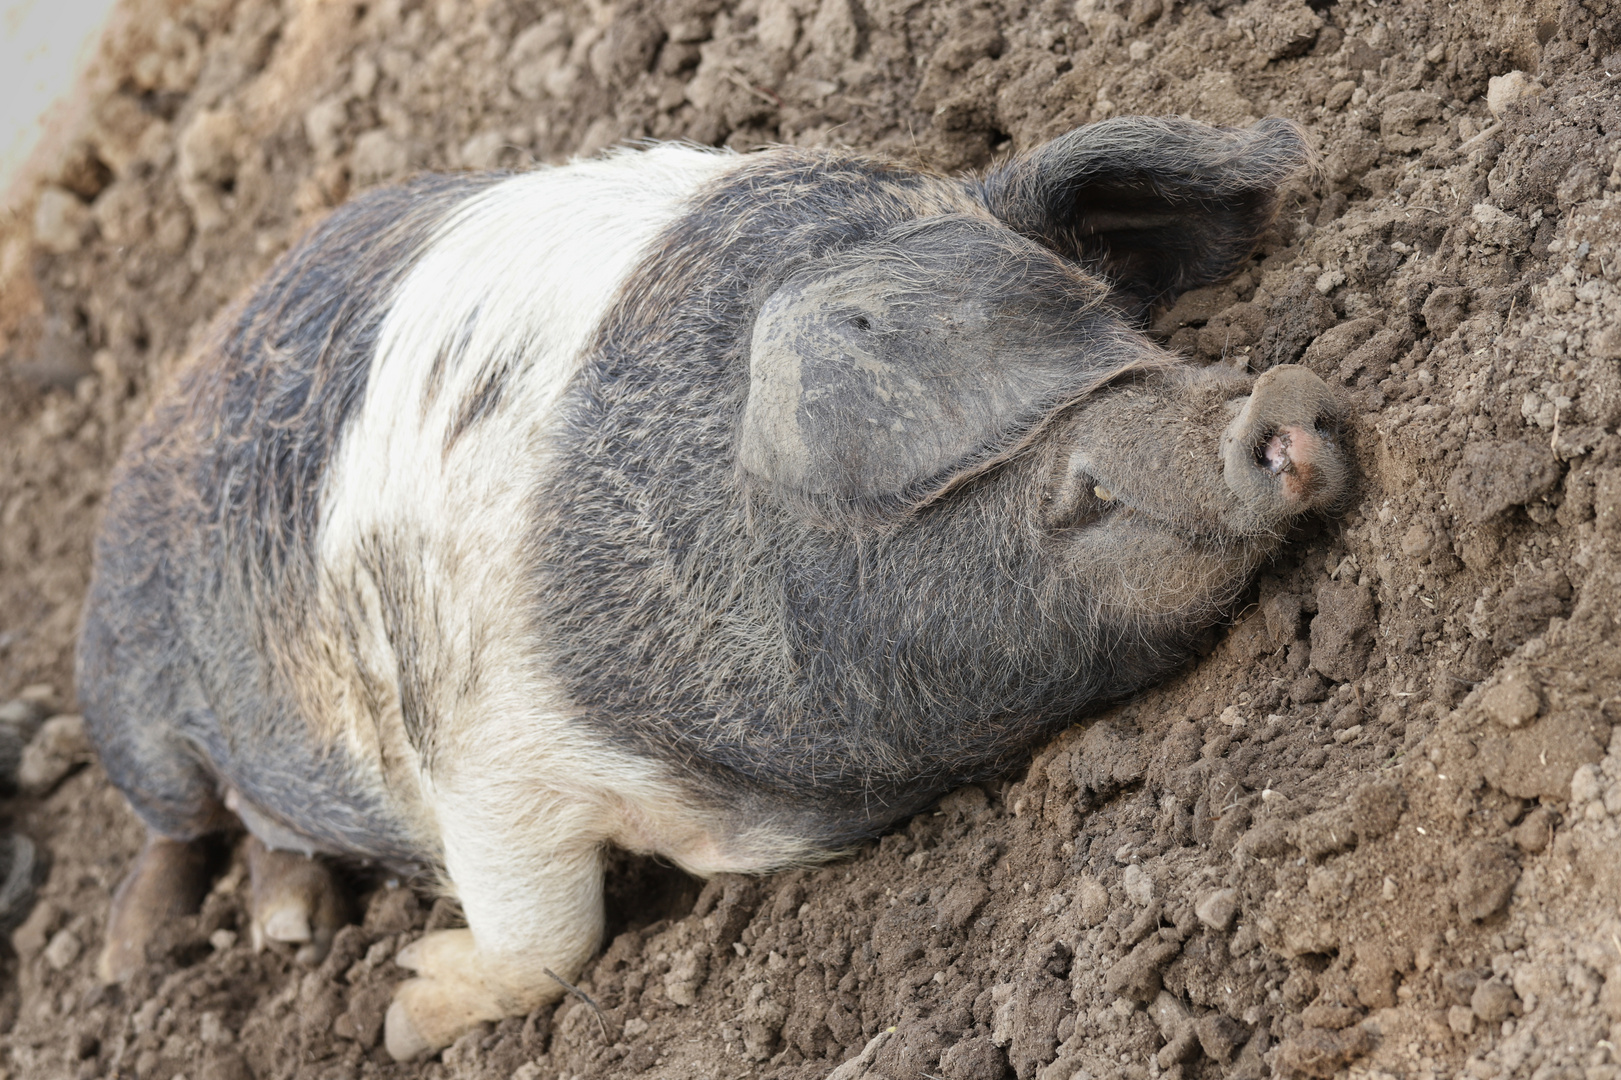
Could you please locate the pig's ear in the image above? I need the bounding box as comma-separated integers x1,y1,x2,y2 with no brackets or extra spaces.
981,116,1311,305
738,217,1147,503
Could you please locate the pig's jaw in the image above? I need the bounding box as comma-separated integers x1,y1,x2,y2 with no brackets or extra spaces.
1060,514,1272,626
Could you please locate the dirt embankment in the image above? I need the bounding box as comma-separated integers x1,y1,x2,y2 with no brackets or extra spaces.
1,0,1620,1079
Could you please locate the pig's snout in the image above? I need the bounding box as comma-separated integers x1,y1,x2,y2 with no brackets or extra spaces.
1221,365,1349,527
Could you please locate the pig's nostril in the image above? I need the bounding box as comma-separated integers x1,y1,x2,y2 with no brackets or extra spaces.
1252,429,1291,475
1260,431,1291,474
1255,416,1339,477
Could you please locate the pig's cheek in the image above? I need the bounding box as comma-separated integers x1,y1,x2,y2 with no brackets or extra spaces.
1075,527,1243,620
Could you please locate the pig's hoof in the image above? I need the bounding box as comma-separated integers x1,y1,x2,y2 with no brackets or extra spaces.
98,833,211,983
384,996,435,1061
245,837,347,966
385,973,501,1060
384,929,513,1060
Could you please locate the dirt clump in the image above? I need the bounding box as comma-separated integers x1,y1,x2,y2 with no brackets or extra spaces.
2,0,1621,1078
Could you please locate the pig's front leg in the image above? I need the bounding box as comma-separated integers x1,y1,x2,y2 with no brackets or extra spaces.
384,789,608,1060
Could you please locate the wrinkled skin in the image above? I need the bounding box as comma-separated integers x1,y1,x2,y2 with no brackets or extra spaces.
1026,360,1348,680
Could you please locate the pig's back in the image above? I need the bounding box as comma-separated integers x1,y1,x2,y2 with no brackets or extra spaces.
81,147,742,862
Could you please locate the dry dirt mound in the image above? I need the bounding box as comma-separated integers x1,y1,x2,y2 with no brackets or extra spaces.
1,0,1620,1079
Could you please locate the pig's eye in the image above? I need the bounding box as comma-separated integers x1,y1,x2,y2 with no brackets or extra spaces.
1070,486,1118,529
1045,472,1119,531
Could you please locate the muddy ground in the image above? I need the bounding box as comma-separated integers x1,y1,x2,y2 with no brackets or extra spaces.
1,0,1620,1077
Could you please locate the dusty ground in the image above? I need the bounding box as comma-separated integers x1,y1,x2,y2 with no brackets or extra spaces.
1,0,1620,1077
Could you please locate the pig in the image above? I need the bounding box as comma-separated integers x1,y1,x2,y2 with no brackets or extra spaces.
76,115,1349,1058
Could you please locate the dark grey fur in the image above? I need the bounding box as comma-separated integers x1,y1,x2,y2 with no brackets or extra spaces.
738,214,1148,502
78,173,498,861
984,116,1313,308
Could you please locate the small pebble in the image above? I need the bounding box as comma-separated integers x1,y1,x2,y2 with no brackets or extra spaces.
0,700,44,731
1486,71,1542,118
198,1011,233,1046
1195,888,1238,931
33,189,92,255
1448,1004,1476,1035
1481,677,1540,729
0,703,42,791
1123,863,1155,905
1471,979,1519,1023
1334,725,1363,744
17,684,57,707
209,928,239,951
1571,764,1603,806
44,928,82,971
11,899,57,959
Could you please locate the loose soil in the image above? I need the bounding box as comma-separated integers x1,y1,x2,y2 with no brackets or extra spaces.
2,0,1620,1078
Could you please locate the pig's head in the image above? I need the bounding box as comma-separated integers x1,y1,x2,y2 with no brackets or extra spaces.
727,118,1349,787
549,117,1352,827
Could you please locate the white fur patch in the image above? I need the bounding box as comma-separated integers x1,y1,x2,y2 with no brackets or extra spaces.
306,145,817,876
313,143,735,781
323,144,739,573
